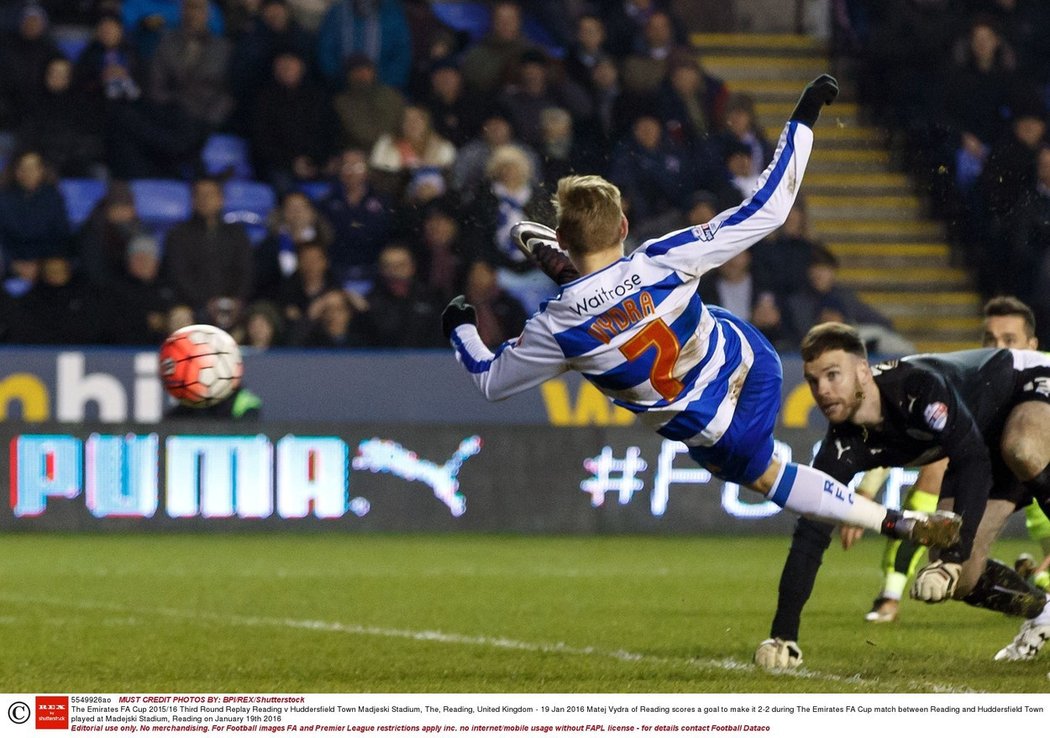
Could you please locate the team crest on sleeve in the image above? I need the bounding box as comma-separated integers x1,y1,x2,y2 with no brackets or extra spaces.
691,221,720,242
923,402,948,432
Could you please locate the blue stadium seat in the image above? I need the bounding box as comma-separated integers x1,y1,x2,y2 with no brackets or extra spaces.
201,133,253,180
130,179,192,237
59,178,107,228
430,1,489,41
298,180,333,202
223,181,276,244
53,24,92,61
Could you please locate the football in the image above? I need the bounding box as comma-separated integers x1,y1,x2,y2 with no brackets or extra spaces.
158,324,243,407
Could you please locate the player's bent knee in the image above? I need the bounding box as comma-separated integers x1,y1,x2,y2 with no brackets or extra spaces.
1003,403,1050,479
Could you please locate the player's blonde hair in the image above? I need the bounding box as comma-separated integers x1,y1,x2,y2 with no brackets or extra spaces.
554,175,623,255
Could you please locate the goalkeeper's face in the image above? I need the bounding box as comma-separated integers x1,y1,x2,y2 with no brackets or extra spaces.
803,349,867,425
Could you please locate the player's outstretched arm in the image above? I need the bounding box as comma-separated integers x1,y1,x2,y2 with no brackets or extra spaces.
443,295,569,401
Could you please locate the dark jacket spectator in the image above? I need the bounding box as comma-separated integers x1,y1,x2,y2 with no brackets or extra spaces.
104,232,174,345
0,3,60,130
160,177,254,319
229,0,316,129
0,149,71,269
331,54,406,152
122,0,225,57
277,240,343,325
18,56,105,178
316,0,411,90
250,49,336,192
292,287,374,347
255,190,335,302
563,13,611,91
608,113,693,226
318,149,392,283
458,0,537,95
421,58,481,148
78,180,151,290
71,10,146,108
9,256,105,344
148,0,234,128
365,243,445,347
498,49,593,150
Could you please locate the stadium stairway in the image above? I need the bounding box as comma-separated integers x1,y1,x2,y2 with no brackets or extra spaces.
693,33,983,353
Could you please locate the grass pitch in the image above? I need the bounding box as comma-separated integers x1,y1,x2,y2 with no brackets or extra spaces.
0,532,1046,693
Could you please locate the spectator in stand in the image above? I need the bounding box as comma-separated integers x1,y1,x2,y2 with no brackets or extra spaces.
222,0,264,38
1018,146,1050,339
82,6,203,178
149,0,234,131
316,0,411,90
104,232,174,345
229,0,316,133
160,176,254,324
413,197,467,302
751,198,822,311
607,113,693,240
583,54,639,158
449,109,539,204
973,103,1047,296
402,4,461,101
17,56,104,178
563,13,611,92
698,250,791,352
292,286,373,347
463,259,527,346
422,58,479,149
621,10,684,96
941,16,1018,199
319,148,392,284
713,92,774,180
723,138,759,200
332,53,405,153
71,9,145,110
498,49,593,151
599,0,667,59
285,0,333,31
9,255,105,344
368,104,457,200
460,143,554,314
254,189,335,302
459,1,537,96
0,3,59,130
658,52,729,143
365,242,444,347
786,244,915,356
277,239,342,325
0,149,71,282
123,0,224,58
78,180,153,291
241,299,286,350
535,106,599,191
251,48,335,194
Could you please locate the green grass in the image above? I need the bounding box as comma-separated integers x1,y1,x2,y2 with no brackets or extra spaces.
0,533,1046,693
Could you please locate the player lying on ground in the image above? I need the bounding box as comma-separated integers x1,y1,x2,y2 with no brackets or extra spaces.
442,75,961,554
754,322,1050,669
858,296,1050,625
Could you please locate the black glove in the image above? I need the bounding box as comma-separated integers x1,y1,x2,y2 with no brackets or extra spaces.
790,74,839,128
442,295,477,340
533,242,580,285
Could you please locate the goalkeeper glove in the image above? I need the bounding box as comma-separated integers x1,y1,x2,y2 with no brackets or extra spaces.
441,295,477,340
911,560,962,603
790,74,839,128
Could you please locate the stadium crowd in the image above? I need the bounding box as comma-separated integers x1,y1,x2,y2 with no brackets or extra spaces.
0,0,1043,352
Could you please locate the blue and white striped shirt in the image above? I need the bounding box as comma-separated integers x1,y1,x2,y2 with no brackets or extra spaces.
451,121,814,448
